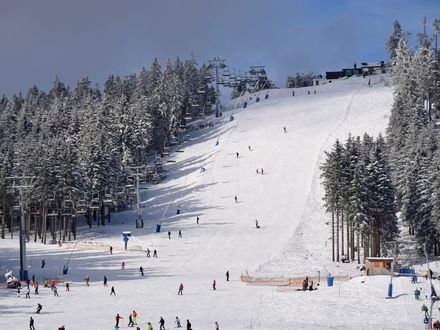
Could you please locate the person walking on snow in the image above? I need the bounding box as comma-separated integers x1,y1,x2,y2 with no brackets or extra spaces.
256,168,259,174
146,248,151,257
104,275,108,287
196,216,199,224
147,322,153,330
139,266,144,276
29,317,35,330
110,246,113,254
110,286,116,296
248,145,252,151
175,316,182,328
115,314,123,328
132,310,138,325
186,319,192,330
159,317,165,330
84,276,90,286
226,271,230,281
255,219,260,228
128,313,134,327
213,279,216,290
283,126,287,133
234,196,238,203
215,321,219,330
121,262,126,270
168,230,171,239
25,287,31,298
153,249,157,258
53,286,59,297
16,287,21,297
261,168,264,175
178,230,182,238
44,278,49,288
34,282,39,295
178,283,184,295
236,152,239,158
66,282,70,291
36,303,42,314
41,259,46,268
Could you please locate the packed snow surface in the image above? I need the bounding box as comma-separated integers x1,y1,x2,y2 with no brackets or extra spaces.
0,75,431,329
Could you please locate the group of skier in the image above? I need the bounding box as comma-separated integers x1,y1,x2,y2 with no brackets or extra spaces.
114,313,218,329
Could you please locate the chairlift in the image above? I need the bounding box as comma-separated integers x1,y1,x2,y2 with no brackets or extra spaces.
30,202,41,216
61,199,75,216
103,193,114,207
125,177,135,189
75,199,88,215
46,199,59,217
89,198,101,210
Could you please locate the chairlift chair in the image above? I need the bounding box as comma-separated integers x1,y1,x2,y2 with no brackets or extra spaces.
103,194,114,207
30,202,41,216
89,198,101,210
46,199,59,217
61,199,75,216
197,88,206,94
75,199,88,215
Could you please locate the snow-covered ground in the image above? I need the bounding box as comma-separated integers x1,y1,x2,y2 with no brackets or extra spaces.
0,75,432,329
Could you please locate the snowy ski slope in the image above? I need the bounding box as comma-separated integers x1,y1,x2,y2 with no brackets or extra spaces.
0,75,430,329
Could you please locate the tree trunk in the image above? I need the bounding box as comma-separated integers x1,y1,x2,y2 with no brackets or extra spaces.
332,210,335,262
341,210,345,257
336,208,340,262
357,230,360,264
347,215,350,261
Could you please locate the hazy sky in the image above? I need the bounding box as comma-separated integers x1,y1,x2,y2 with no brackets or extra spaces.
1,0,439,96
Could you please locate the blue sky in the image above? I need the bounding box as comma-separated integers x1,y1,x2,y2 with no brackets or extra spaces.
1,0,439,96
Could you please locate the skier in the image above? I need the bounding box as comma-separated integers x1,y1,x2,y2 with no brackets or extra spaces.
110,286,116,296
186,319,192,330
153,249,158,258
226,271,230,281
196,216,199,224
53,286,59,297
159,317,165,330
104,275,108,287
215,321,219,330
16,287,21,297
66,282,70,291
178,283,184,295
147,322,153,330
36,303,42,314
255,219,260,229
175,316,182,328
25,287,31,298
213,279,216,290
139,266,144,276
132,310,138,325
292,90,295,97
168,230,171,239
146,248,151,257
178,230,182,238
110,246,113,254
261,168,264,175
248,145,252,151
234,196,238,203
41,259,46,268
236,152,239,158
256,168,259,174
121,262,126,270
115,314,123,328
34,281,39,294
84,276,90,286
128,313,134,327
29,317,35,330
44,278,49,288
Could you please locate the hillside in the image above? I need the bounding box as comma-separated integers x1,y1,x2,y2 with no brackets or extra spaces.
0,74,430,330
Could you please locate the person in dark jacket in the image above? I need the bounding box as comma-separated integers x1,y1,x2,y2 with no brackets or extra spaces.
159,317,165,330
186,319,192,330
